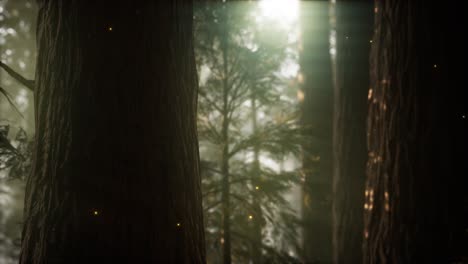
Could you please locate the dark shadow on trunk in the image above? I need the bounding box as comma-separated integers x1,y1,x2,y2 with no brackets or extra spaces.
300,2,333,263
364,1,467,262
331,1,373,263
20,1,205,263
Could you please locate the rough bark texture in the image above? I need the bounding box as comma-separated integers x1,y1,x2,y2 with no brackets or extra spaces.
365,1,466,263
300,2,333,263
331,1,373,263
20,1,206,263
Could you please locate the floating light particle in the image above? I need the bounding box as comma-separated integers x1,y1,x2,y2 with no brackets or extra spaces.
93,210,99,216
255,186,259,190
248,215,253,220
176,223,181,227
433,64,437,68
108,27,113,31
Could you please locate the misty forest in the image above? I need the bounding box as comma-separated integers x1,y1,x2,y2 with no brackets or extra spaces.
0,0,466,263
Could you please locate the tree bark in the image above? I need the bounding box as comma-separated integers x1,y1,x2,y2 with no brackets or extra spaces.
331,1,373,263
364,1,464,262
300,2,333,263
20,1,205,263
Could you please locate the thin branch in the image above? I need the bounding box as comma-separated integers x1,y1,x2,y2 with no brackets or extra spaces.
0,86,24,118
201,165,223,175
227,73,249,113
0,133,19,156
204,200,222,212
199,89,223,113
198,117,222,143
203,177,253,197
0,61,34,91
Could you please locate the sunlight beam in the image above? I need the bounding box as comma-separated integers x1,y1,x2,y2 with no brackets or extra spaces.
258,0,299,26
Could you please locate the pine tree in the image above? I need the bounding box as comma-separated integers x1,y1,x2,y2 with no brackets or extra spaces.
195,2,303,263
0,1,36,262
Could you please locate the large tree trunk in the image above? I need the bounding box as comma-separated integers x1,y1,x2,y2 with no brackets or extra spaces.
364,1,465,262
299,2,333,263
331,1,373,263
20,1,205,263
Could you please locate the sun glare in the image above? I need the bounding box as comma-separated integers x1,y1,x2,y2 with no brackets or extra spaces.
258,0,299,25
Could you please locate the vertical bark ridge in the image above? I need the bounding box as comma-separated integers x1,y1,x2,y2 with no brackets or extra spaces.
20,1,205,263
331,1,373,263
365,1,456,263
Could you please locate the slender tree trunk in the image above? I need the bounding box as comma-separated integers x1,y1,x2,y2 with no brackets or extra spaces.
299,2,334,263
220,4,231,263
331,1,373,263
365,1,463,262
250,93,263,264
20,1,205,263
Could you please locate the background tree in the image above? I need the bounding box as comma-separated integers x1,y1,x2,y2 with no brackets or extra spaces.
19,1,205,263
365,0,467,262
0,124,32,263
195,2,303,263
0,0,36,125
0,1,36,263
299,2,333,262
331,1,373,263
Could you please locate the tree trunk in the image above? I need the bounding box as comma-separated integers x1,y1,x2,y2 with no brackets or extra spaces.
250,93,263,264
220,4,231,263
299,2,333,263
20,1,205,263
365,1,464,262
331,1,373,263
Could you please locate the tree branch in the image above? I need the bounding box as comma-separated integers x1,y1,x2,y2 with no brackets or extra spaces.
0,61,35,91
203,200,222,212
0,86,24,118
199,89,223,113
